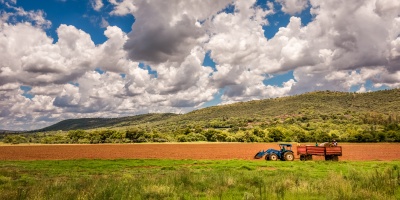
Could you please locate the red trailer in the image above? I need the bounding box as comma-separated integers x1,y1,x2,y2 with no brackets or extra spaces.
297,145,342,161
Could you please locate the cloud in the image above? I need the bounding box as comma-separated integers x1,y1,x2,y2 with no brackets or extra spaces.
108,0,137,16
204,0,400,100
276,0,309,15
207,0,273,68
2,0,400,130
124,13,203,64
205,0,291,103
94,26,131,72
1,4,51,28
274,0,400,91
0,0,16,5
0,14,217,130
374,0,400,17
151,46,215,99
91,0,104,11
121,0,232,64
0,23,99,87
100,17,109,28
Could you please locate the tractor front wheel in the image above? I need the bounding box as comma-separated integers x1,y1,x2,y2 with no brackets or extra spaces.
269,153,278,161
284,152,294,161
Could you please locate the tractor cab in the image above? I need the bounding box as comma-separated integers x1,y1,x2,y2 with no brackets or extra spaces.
279,144,292,152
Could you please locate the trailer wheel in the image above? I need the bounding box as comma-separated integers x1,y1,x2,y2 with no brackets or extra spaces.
269,154,278,161
284,152,294,161
325,155,337,161
325,155,332,161
332,156,339,161
300,155,306,161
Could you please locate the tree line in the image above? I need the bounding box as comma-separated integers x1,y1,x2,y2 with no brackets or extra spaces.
2,122,399,144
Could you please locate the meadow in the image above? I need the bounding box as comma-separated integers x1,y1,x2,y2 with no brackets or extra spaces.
1,159,399,200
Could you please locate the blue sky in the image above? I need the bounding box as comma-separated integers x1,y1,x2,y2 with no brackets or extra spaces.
9,0,135,44
0,0,399,130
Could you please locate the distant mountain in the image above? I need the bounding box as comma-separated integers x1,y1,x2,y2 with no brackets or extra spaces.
0,130,23,134
37,89,400,132
37,113,178,131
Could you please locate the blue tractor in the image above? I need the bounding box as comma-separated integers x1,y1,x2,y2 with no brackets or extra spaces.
254,144,295,161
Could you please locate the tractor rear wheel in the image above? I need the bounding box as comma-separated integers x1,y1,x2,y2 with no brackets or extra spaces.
284,152,294,161
269,153,278,161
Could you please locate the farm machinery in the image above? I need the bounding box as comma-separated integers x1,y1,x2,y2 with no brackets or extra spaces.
297,143,342,161
254,144,294,161
254,143,342,161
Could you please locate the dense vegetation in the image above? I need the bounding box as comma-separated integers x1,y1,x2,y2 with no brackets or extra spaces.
2,89,400,144
0,159,399,199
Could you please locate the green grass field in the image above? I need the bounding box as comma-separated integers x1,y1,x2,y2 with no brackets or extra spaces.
1,159,399,199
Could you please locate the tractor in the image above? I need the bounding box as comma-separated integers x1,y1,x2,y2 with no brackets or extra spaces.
254,144,294,161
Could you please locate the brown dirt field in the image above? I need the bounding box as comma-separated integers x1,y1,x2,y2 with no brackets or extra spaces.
0,143,399,161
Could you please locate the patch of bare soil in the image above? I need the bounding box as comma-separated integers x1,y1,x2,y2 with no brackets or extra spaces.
0,143,399,161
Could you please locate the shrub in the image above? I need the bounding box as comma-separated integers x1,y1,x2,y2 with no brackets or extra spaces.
253,128,265,138
211,132,228,142
67,130,86,143
225,135,237,142
3,135,27,144
203,130,221,142
267,127,285,142
386,130,400,142
125,128,145,141
177,135,187,142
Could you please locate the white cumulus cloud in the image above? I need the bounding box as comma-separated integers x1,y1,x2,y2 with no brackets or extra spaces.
277,0,309,15
1,0,400,130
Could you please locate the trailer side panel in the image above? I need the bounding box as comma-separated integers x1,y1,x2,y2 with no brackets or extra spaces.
297,146,342,156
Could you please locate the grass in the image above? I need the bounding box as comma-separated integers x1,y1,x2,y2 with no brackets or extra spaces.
0,159,400,199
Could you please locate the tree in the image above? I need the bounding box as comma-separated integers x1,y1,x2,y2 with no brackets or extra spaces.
267,127,285,142
126,128,145,142
211,131,228,142
253,128,265,138
204,130,220,142
67,130,86,143
315,129,331,142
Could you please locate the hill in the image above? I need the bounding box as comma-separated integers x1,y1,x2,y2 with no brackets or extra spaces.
0,130,23,134
182,89,400,120
38,113,178,131
40,89,400,131
5,89,400,144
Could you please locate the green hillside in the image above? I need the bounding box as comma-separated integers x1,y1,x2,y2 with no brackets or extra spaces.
3,89,400,144
37,89,400,131
38,113,178,131
183,89,400,120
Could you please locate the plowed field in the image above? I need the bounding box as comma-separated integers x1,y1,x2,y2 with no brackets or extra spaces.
0,143,399,161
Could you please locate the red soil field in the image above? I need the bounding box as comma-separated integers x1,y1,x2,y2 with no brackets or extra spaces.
0,143,399,161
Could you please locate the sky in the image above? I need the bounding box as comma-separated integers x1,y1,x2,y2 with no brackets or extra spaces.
0,0,400,130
